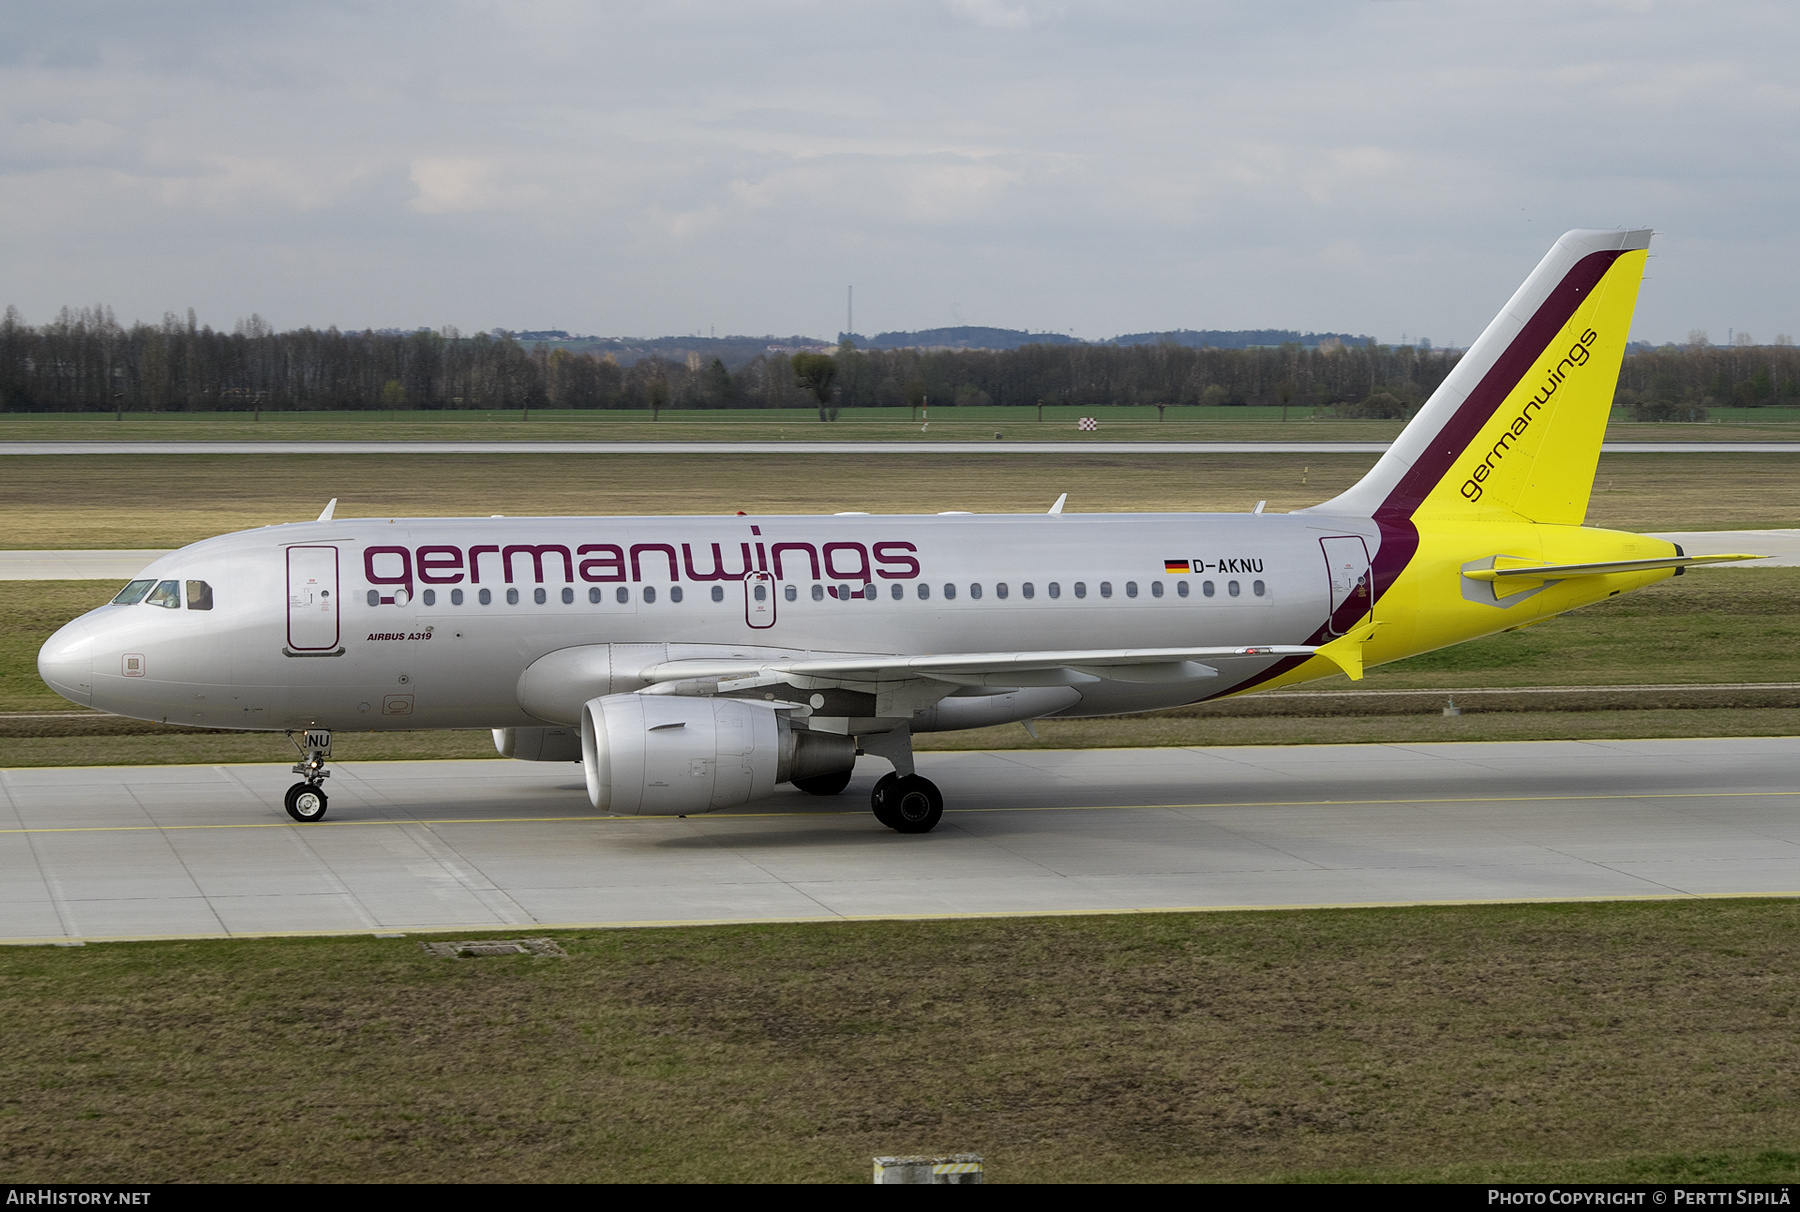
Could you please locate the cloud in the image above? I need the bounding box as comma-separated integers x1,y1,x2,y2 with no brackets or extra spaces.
944,0,1034,28
0,2,1795,341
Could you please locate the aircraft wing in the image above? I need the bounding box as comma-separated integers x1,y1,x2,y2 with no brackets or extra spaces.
631,641,1382,731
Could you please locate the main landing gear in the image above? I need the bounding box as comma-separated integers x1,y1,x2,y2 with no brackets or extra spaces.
284,729,332,822
858,726,943,833
871,772,944,833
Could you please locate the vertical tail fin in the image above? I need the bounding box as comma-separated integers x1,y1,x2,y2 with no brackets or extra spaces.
1304,228,1651,525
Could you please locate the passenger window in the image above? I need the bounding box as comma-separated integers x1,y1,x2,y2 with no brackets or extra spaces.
1177,581,1190,598
670,586,683,603
811,583,824,601
918,583,930,600
1202,581,1215,597
533,588,547,605
146,580,180,609
184,580,214,610
644,586,657,604
1048,582,1060,599
944,583,956,600
1023,582,1035,599
890,583,903,600
423,589,437,606
1074,582,1087,599
1099,582,1111,599
996,583,1008,600
713,585,726,603
1125,581,1137,599
480,588,493,605
589,587,601,604
113,579,154,605
1253,579,1266,597
970,583,982,600
454,588,466,605
367,589,380,607
562,587,574,604
1151,581,1164,598
785,584,797,602
615,587,629,604
506,588,520,605
1228,580,1241,597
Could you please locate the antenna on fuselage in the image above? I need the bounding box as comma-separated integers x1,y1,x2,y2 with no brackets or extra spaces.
316,498,337,522
1047,493,1067,515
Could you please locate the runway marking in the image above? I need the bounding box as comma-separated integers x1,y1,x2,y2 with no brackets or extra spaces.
9,889,1800,947
4,788,1798,835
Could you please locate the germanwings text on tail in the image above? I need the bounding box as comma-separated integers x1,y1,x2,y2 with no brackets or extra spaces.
37,229,1757,832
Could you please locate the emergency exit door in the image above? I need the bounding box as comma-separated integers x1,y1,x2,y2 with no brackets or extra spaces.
1319,536,1372,637
744,571,776,629
286,545,340,651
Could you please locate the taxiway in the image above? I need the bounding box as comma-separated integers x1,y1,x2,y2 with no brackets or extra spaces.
3,738,1796,943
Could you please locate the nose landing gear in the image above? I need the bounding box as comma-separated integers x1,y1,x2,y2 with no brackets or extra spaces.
284,730,332,822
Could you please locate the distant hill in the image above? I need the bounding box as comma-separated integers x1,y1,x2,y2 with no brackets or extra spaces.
1109,329,1374,350
852,326,1083,351
844,326,1375,352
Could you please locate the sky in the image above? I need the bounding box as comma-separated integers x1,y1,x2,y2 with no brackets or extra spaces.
2,1,1796,346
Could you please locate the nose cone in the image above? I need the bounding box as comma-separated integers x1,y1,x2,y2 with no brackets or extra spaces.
38,618,94,707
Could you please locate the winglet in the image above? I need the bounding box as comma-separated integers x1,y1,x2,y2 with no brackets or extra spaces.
1313,621,1380,682
317,498,338,522
1048,493,1067,515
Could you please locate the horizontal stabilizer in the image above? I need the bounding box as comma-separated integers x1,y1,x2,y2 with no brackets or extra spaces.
1463,553,1762,582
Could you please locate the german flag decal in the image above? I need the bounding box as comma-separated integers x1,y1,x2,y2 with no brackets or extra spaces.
1164,559,1190,574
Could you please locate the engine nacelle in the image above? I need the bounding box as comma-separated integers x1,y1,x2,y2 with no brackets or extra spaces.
579,694,855,815
492,726,582,762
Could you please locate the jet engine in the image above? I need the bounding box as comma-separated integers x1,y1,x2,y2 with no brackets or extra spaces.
579,693,856,815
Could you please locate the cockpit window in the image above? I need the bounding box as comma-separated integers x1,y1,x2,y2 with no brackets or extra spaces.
145,579,181,609
185,580,214,611
113,579,155,605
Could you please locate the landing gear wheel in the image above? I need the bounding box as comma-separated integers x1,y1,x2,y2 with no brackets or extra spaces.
871,772,901,827
879,774,942,834
792,767,855,796
284,782,328,822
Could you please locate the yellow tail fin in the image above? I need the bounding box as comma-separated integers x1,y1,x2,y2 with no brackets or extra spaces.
1306,229,1651,526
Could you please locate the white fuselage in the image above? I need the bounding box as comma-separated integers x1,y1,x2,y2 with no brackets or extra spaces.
39,511,1382,732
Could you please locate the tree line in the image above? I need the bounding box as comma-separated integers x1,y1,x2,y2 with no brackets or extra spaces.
3,305,1795,417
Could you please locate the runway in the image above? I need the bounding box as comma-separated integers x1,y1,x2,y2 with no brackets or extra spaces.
3,738,1797,943
6,440,1800,456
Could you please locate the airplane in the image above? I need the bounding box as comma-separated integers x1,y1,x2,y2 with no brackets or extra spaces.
37,228,1758,833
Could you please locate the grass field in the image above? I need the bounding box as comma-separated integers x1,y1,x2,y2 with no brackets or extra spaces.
5,901,1800,1183
2,449,1799,550
4,404,1800,444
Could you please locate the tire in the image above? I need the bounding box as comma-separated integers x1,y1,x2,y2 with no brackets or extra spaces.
792,767,854,796
285,782,328,823
870,772,901,827
885,775,942,834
